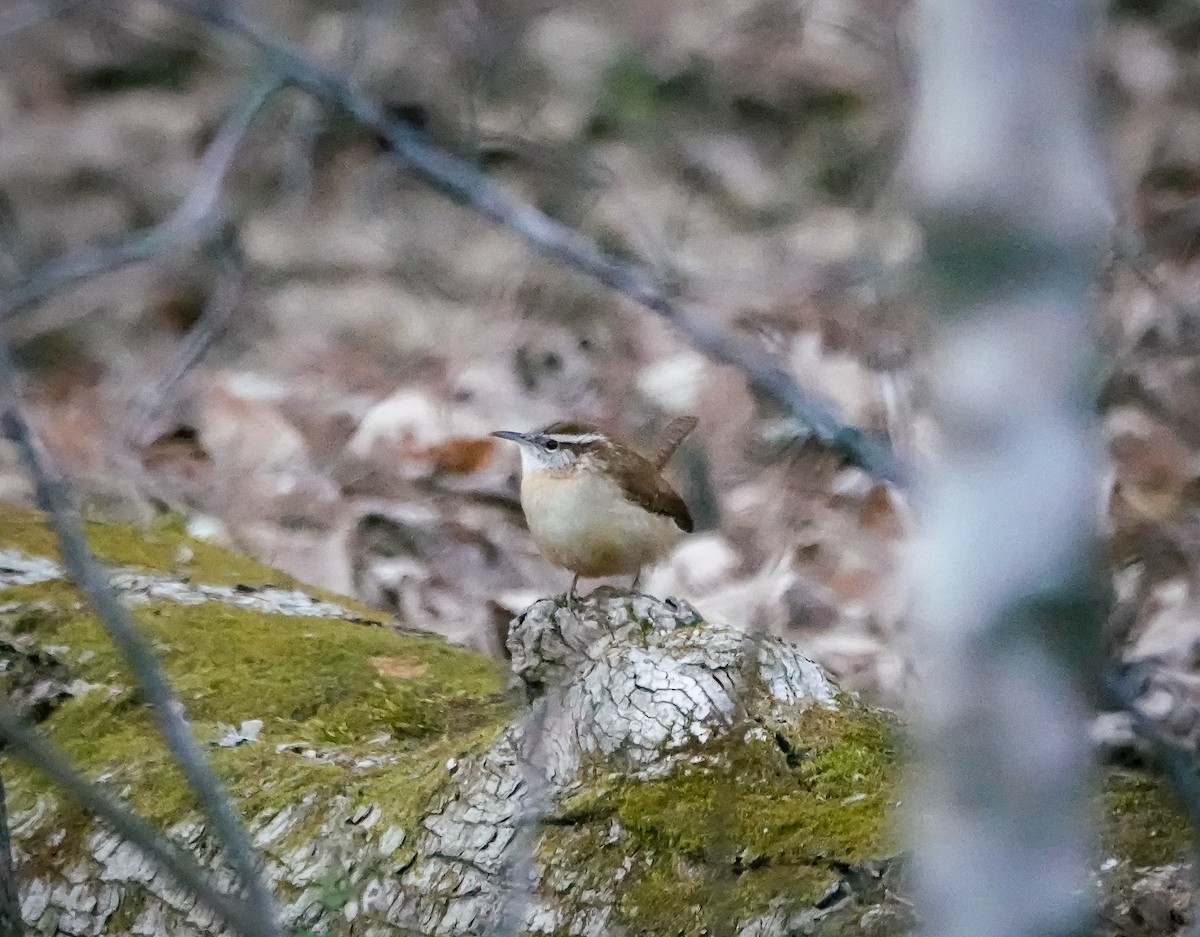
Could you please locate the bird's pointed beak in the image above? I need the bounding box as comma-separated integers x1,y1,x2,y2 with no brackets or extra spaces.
491,430,529,444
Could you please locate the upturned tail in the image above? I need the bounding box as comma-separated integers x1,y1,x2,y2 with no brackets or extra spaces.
650,416,698,470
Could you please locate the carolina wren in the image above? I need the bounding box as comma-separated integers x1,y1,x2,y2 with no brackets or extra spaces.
492,417,697,601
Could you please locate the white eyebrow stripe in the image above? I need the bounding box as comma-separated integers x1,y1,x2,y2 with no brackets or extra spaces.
543,433,605,445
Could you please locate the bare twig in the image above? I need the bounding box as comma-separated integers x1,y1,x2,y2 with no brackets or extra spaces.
278,1,378,202
0,348,282,937
0,704,257,933
0,76,281,328
165,0,909,486
124,247,246,448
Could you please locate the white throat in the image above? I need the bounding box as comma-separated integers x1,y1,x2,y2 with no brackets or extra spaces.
517,445,549,476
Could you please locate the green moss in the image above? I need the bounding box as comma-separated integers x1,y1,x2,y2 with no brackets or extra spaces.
551,703,902,935
1102,770,1191,868
0,503,395,622
6,599,509,825
0,503,513,851
0,503,316,593
615,706,897,865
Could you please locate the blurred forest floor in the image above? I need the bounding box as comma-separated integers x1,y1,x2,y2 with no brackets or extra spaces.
1,0,1198,717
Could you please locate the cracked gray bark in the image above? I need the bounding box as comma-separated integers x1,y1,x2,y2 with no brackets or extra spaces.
345,589,848,936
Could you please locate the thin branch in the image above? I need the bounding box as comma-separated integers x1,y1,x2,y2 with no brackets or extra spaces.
0,704,256,933
166,0,910,486
278,1,378,204
124,246,246,448
0,348,283,937
0,772,18,937
0,76,281,328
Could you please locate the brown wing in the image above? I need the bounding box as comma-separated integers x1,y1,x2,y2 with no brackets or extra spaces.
613,448,694,533
650,416,698,470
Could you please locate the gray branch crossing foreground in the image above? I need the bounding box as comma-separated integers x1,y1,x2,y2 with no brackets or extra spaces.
0,347,284,937
905,4,1111,937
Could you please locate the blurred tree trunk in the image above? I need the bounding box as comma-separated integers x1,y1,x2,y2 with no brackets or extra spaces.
906,3,1109,937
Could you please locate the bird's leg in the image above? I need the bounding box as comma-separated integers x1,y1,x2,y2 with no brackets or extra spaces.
630,569,642,594
567,573,580,612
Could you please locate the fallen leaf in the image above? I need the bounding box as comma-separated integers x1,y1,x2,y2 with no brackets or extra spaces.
422,437,497,474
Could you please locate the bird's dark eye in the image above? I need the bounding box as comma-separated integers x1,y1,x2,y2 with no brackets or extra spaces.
544,439,559,451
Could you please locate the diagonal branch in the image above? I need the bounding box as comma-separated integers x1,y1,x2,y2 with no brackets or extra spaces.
0,346,283,937
0,75,281,328
123,244,246,448
0,703,259,934
166,0,910,486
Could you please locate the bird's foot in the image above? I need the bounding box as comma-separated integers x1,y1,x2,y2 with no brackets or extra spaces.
564,574,581,614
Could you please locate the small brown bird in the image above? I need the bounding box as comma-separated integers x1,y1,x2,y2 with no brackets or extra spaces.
492,417,697,602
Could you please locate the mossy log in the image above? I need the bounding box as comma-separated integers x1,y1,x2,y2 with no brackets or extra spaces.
0,503,1191,936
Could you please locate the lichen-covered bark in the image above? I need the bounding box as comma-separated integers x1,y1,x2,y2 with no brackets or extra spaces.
0,504,1193,936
